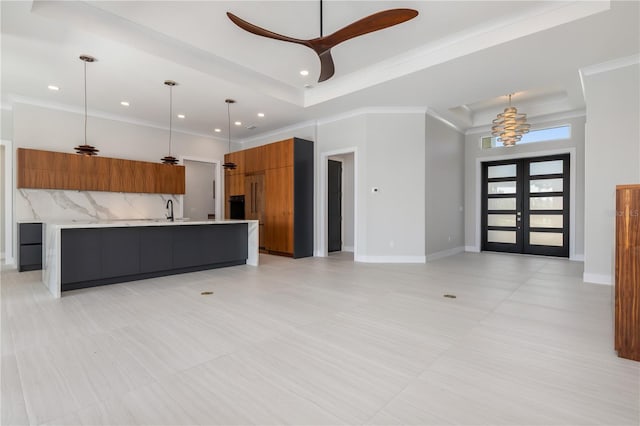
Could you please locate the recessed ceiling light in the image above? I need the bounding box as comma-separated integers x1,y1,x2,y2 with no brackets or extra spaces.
120,101,130,107
234,121,242,126
177,114,185,119
257,112,265,118
48,85,59,91
300,70,309,76
214,128,222,133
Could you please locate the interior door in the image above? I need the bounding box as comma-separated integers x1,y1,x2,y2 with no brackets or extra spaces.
328,160,342,252
482,154,569,257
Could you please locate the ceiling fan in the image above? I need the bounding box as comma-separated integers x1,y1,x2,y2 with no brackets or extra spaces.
227,2,418,83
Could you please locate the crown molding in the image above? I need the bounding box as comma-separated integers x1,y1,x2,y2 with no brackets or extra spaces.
304,1,611,107
316,106,427,126
237,106,428,145
236,119,318,145
579,54,640,77
8,95,225,141
426,108,464,134
579,54,640,100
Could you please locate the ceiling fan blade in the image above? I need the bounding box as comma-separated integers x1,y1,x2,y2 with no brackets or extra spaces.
317,50,335,82
227,12,309,47
321,9,418,49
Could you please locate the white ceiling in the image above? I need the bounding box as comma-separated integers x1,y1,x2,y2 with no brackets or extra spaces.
1,1,639,143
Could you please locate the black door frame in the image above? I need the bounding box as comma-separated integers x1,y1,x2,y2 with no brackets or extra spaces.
481,153,570,258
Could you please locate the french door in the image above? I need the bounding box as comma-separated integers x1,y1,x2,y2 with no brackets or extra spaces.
481,154,569,257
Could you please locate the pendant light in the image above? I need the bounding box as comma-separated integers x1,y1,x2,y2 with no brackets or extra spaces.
74,55,99,155
161,80,179,165
222,99,237,170
491,94,531,147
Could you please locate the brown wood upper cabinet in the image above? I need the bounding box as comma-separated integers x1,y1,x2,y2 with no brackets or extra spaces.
224,137,313,258
615,184,640,362
17,148,185,194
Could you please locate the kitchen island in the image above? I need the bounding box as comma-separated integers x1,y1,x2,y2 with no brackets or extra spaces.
42,219,258,298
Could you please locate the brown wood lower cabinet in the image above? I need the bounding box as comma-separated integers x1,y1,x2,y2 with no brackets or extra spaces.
615,184,640,361
265,166,293,254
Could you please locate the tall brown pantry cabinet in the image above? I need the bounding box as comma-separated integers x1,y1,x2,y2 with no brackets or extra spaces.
224,138,313,258
615,184,640,361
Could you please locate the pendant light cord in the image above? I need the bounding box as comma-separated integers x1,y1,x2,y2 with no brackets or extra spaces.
83,59,88,145
168,85,173,155
227,101,231,152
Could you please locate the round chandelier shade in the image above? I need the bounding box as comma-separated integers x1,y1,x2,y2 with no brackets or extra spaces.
491,94,530,147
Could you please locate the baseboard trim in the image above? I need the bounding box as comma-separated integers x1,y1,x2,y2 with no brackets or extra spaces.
583,273,612,285
355,255,426,264
426,246,465,262
342,245,354,253
570,254,585,262
465,245,480,253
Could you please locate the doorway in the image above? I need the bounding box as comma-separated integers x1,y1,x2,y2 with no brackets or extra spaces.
481,154,569,257
183,159,220,221
328,159,342,252
322,151,355,256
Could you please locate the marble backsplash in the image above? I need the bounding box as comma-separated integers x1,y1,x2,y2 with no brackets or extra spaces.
16,189,182,222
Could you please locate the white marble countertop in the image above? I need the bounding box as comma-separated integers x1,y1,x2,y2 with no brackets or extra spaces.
42,219,257,228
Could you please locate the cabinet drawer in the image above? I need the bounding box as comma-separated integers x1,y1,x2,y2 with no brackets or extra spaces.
20,223,43,244
20,244,42,266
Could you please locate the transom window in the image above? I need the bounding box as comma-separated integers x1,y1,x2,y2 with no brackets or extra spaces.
481,125,571,149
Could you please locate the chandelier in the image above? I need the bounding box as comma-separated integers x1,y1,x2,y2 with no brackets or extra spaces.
491,94,530,147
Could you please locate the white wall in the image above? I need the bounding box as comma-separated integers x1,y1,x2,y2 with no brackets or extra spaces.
341,153,355,251
425,114,465,259
242,110,426,262
184,159,215,220
0,144,5,258
362,113,425,261
1,108,12,140
316,115,366,257
13,103,226,162
2,108,14,263
464,114,586,259
582,59,640,284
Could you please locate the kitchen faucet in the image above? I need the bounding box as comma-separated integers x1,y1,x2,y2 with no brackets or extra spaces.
166,199,174,221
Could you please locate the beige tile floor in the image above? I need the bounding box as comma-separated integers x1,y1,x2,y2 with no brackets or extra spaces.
1,252,638,425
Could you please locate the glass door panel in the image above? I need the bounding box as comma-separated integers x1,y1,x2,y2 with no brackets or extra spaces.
483,154,569,257
530,178,563,193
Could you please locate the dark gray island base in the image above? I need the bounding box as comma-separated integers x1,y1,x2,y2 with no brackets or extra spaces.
61,223,248,292
42,220,259,297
